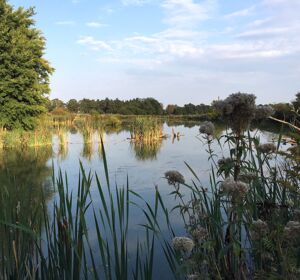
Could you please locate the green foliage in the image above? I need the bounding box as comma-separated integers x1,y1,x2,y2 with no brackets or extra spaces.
0,0,53,130
66,99,79,113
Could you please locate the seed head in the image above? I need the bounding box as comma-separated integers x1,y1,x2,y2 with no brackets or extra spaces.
165,170,185,186
238,172,257,183
172,237,195,253
220,177,249,199
257,143,276,154
191,227,208,242
199,121,215,136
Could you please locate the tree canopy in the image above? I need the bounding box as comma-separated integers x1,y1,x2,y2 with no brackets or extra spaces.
0,0,53,130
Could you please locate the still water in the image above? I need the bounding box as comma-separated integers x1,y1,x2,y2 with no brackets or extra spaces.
0,122,281,278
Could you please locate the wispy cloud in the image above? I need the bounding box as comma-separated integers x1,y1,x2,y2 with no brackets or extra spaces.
161,0,216,27
77,36,112,51
224,5,256,19
86,22,107,28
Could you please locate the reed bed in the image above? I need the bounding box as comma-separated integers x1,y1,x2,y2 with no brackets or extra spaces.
0,139,155,279
130,117,163,141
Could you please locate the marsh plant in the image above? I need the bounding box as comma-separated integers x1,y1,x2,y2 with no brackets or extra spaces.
130,117,163,141
152,93,300,279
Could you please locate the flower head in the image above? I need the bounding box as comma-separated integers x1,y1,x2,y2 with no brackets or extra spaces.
238,172,257,183
257,143,276,154
172,237,195,253
191,227,208,242
220,177,249,199
165,170,185,186
218,157,234,167
199,121,215,136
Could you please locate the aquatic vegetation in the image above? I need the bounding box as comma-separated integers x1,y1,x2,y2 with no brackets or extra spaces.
130,117,163,141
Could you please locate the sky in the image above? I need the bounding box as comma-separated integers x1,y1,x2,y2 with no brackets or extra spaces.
9,0,300,106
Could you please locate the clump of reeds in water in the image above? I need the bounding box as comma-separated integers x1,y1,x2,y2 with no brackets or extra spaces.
81,127,94,160
130,117,164,142
57,128,69,159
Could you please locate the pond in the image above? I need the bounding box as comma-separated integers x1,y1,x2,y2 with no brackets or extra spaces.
0,121,282,279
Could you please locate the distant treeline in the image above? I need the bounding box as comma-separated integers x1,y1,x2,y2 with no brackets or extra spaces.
47,93,300,121
47,97,215,116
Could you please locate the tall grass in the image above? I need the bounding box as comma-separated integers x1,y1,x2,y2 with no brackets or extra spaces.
0,139,155,279
130,117,163,141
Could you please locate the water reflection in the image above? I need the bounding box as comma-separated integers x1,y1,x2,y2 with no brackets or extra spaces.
131,139,163,161
0,146,53,205
0,147,53,273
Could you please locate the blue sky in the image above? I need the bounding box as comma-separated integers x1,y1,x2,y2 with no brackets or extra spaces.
9,0,300,105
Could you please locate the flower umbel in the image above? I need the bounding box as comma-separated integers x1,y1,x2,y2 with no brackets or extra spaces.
258,143,276,154
220,177,249,199
199,121,215,136
165,170,185,186
172,237,195,253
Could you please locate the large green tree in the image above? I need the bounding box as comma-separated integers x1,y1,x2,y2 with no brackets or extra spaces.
0,0,53,130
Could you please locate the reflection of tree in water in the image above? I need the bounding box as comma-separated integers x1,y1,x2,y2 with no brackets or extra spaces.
131,140,163,161
0,146,53,276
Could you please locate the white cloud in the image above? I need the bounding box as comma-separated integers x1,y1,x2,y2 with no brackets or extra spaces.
236,27,290,39
224,5,255,19
77,36,112,51
161,0,216,27
86,22,107,28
